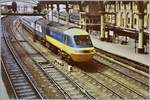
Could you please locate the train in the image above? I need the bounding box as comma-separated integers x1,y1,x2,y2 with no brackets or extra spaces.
21,16,95,62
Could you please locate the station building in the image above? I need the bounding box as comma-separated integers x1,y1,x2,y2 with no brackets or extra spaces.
78,1,149,54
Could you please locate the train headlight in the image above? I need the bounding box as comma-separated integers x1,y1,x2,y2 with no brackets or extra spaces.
92,49,96,53
75,50,83,53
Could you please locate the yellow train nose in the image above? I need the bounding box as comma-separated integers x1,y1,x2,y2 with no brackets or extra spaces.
71,53,94,62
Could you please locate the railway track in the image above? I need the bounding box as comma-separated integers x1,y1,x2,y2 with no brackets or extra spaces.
51,58,148,99
21,24,149,99
94,50,149,86
1,22,43,99
5,16,95,99
38,63,95,99
4,17,66,99
33,34,148,98
75,63,148,98
95,47,148,73
10,16,149,99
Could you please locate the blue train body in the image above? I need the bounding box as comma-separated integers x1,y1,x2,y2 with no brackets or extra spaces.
21,16,95,62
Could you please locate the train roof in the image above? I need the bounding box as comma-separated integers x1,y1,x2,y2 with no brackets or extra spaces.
64,28,89,36
21,16,43,23
21,16,88,36
47,22,71,31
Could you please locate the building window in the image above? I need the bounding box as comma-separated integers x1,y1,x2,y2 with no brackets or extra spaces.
134,18,137,25
119,2,121,10
122,18,124,26
131,2,133,10
128,18,130,24
124,4,126,10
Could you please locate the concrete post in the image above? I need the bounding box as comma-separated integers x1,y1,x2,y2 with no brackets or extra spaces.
0,4,1,54
114,3,117,26
100,14,105,41
44,4,48,20
130,2,133,28
51,4,53,21
124,4,127,27
100,1,105,41
137,2,144,53
79,3,83,28
131,12,133,28
148,2,149,28
57,4,60,23
47,4,49,20
84,16,87,31
138,15,144,53
66,3,69,24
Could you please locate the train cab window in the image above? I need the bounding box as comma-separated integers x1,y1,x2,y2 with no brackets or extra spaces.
64,35,74,47
74,35,93,48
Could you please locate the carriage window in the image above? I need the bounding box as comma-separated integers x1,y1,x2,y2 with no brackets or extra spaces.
74,35,93,48
46,28,49,35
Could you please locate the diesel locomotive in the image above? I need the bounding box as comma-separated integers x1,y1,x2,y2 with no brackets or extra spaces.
21,16,95,62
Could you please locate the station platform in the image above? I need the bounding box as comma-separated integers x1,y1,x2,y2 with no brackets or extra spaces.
0,77,9,100
91,36,149,66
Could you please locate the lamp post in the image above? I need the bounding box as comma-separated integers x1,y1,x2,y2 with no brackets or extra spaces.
134,28,137,53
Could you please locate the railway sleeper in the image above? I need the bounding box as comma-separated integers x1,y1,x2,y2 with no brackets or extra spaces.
50,74,63,78
47,72,60,75
15,85,31,90
8,69,22,72
49,71,61,74
57,79,68,83
49,74,62,78
16,89,33,94
9,74,24,77
9,73,23,77
46,69,58,73
22,95,38,99
16,90,34,96
6,63,18,67
12,79,26,83
44,68,57,71
70,94,84,98
69,90,80,95
64,87,76,91
10,75,25,79
43,66,54,69
17,92,35,97
13,82,29,87
7,67,20,70
11,76,26,80
53,77,66,81
61,84,73,88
